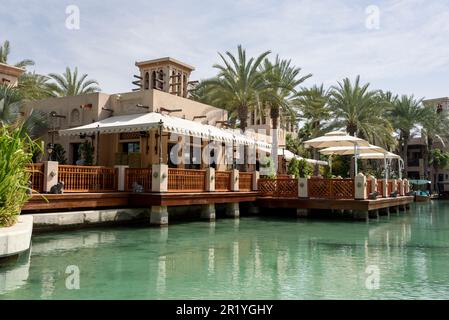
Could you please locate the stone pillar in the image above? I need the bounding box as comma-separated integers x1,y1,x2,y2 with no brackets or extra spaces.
398,178,405,196
392,179,398,193
252,171,260,191
43,161,59,192
114,165,129,191
225,202,240,218
355,173,367,200
298,177,308,198
150,206,168,226
201,204,216,221
403,179,410,194
383,179,388,198
231,169,239,192
152,164,168,192
206,167,215,192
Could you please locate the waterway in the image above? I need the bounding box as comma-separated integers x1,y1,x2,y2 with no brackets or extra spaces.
1,201,449,299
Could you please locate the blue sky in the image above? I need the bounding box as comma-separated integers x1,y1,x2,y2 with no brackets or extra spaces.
2,0,449,99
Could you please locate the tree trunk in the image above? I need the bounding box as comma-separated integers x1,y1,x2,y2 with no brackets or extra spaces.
238,105,248,132
347,123,357,178
270,106,279,130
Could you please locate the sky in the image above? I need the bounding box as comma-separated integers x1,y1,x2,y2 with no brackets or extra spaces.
1,0,449,99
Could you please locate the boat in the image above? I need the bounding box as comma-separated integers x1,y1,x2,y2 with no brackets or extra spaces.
415,193,430,202
409,180,432,203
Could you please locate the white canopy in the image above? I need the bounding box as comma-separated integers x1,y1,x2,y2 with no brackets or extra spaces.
59,112,271,148
357,152,401,160
304,131,370,149
258,146,328,165
319,144,386,155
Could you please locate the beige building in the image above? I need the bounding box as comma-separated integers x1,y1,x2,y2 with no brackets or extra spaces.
0,62,25,86
27,57,281,171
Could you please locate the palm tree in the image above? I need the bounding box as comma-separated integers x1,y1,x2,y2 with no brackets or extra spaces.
328,76,393,147
0,84,47,138
17,72,54,101
296,84,330,138
0,40,35,68
259,56,312,130
430,148,449,189
48,67,100,97
203,45,270,132
387,95,424,173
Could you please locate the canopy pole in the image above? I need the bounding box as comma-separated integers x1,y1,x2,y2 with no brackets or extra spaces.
354,143,358,176
399,158,403,180
384,153,388,187
158,119,163,164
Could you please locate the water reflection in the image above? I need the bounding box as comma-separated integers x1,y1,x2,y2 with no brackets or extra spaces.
1,202,449,299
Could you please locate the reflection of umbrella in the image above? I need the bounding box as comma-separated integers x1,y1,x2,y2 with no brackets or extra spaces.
304,131,370,175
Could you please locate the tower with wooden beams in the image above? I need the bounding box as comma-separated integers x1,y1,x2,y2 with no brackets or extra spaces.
134,57,195,98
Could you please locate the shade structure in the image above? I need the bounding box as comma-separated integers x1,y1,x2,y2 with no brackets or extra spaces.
257,146,328,166
319,144,386,155
304,131,370,149
357,152,401,160
59,112,271,148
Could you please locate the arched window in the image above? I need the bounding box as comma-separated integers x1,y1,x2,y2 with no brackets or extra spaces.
144,72,149,90
152,71,157,89
71,109,80,124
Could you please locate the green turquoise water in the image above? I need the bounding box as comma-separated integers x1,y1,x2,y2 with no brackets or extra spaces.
1,202,449,299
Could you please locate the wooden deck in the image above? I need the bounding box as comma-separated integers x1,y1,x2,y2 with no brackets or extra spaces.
257,196,414,211
22,192,259,213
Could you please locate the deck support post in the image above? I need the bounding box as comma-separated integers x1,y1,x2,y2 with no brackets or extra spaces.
201,204,216,221
152,164,168,192
405,203,411,210
225,202,240,218
296,208,309,218
231,169,239,192
385,207,390,218
369,209,379,220
150,205,168,226
206,168,215,192
393,205,400,215
114,165,129,191
352,210,369,222
247,203,260,215
43,161,59,192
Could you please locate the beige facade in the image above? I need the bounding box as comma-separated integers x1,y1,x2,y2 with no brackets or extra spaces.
0,62,24,87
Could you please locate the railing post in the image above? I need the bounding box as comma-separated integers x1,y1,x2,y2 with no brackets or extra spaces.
403,178,410,194
355,173,367,200
368,175,377,194
206,167,215,192
231,169,239,192
152,164,168,192
252,171,260,191
383,178,388,198
398,178,404,196
298,177,308,198
43,161,59,193
114,165,129,191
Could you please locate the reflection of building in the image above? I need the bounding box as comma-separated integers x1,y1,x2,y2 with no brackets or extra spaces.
406,97,449,190
0,62,24,86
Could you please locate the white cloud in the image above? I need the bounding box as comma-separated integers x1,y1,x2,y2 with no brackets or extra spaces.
1,0,449,98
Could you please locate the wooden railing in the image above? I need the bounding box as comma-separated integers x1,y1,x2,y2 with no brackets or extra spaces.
59,165,116,192
366,179,372,195
25,163,44,193
215,171,231,191
377,180,384,197
308,178,354,200
125,168,152,192
258,178,298,197
168,168,206,192
239,172,253,191
387,180,394,195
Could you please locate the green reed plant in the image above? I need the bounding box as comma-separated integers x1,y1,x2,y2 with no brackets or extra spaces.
0,125,38,227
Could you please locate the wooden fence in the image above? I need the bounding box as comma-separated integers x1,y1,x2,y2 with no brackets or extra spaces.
215,171,231,191
25,163,44,193
125,168,152,192
168,168,206,192
258,178,298,197
58,165,116,192
239,172,253,191
308,178,354,200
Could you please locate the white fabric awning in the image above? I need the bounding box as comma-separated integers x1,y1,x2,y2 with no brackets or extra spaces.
319,144,386,155
59,112,272,148
257,146,328,166
357,152,401,160
304,131,370,148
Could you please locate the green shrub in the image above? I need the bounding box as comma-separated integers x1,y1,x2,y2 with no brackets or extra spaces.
0,125,38,227
287,158,313,178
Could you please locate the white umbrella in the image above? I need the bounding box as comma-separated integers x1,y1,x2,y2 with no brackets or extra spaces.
357,152,403,180
319,144,386,155
304,131,370,175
